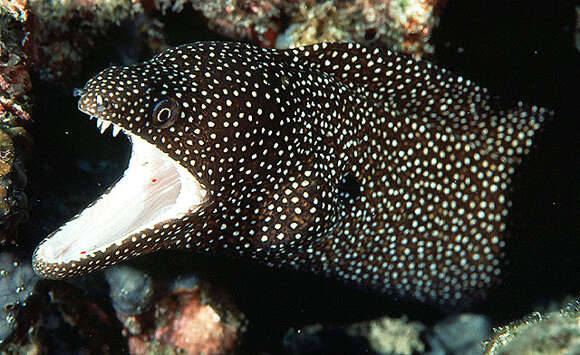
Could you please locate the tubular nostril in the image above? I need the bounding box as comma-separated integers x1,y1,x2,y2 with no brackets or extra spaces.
72,88,84,97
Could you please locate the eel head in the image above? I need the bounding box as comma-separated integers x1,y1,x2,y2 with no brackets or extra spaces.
33,63,210,279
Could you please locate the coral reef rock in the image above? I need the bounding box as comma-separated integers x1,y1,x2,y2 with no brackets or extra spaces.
484,298,580,355
427,313,491,355
104,265,154,316
0,7,33,245
121,276,247,355
0,252,38,345
284,315,426,355
275,0,445,57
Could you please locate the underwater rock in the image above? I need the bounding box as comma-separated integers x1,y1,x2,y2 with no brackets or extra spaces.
45,280,127,353
104,265,154,316
0,252,38,345
274,1,353,49
123,276,247,355
276,0,444,57
153,0,442,55
25,0,145,81
0,126,30,246
347,316,426,355
154,0,296,47
1,0,172,83
284,312,492,354
0,9,32,122
284,315,426,355
0,8,33,245
484,298,580,354
427,313,491,355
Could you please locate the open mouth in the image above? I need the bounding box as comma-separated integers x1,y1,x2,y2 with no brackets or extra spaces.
35,115,208,266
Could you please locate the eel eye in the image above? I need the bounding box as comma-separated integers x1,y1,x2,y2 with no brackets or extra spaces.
151,98,179,128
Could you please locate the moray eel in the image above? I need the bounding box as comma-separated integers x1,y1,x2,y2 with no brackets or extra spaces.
33,42,549,306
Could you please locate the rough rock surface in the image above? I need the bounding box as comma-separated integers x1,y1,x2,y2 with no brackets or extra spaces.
122,275,247,355
104,265,154,316
0,252,37,345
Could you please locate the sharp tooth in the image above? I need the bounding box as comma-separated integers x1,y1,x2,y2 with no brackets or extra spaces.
112,125,122,137
100,120,111,134
96,118,103,129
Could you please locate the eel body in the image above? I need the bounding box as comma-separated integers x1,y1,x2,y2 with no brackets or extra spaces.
33,42,548,306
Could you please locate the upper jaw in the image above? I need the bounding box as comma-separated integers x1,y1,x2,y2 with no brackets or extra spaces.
78,91,129,137
91,115,124,136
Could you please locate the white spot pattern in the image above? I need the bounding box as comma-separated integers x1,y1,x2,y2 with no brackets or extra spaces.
34,42,549,306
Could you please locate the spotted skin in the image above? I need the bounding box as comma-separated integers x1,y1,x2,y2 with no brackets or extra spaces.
33,42,548,306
